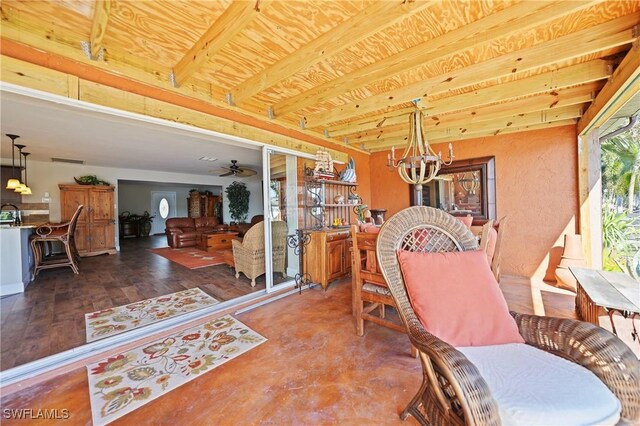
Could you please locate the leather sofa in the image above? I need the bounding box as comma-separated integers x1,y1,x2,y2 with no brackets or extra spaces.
165,217,226,248
236,215,264,237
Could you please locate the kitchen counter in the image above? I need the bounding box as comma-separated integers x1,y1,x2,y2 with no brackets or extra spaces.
0,225,35,296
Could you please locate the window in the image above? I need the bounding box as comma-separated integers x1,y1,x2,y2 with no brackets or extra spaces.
410,156,496,225
159,198,169,219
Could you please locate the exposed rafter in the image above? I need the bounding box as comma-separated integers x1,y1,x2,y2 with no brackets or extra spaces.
231,0,436,104
578,37,640,134
367,119,579,152
1,0,638,157
360,104,585,148
274,0,601,117
308,59,612,128
334,83,601,138
89,0,112,59
304,14,636,128
172,0,268,87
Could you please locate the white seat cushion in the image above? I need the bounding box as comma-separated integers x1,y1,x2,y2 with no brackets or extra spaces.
458,343,621,426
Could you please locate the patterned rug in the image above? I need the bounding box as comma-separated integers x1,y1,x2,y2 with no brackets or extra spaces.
87,315,266,424
149,247,226,269
85,288,218,342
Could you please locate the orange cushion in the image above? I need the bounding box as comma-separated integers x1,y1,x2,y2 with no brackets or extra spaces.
484,227,498,265
456,215,473,230
397,249,523,347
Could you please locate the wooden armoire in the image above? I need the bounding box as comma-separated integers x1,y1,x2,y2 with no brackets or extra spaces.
59,184,117,256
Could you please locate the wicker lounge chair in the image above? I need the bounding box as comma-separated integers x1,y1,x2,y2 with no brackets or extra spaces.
232,220,287,286
376,206,640,425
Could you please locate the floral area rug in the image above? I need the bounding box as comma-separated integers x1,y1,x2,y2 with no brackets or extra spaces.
149,247,225,269
87,315,266,424
85,288,218,342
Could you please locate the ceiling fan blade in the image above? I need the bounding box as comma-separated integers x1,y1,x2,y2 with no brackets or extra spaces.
219,171,235,177
235,169,257,177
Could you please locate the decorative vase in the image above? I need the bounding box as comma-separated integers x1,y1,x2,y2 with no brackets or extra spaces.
554,234,586,291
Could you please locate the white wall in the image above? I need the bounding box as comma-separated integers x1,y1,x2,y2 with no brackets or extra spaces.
118,182,222,218
22,160,264,224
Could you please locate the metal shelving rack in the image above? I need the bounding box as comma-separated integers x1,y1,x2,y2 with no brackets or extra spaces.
303,167,361,230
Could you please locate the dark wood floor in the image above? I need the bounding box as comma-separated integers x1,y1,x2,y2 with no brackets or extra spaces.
1,236,289,371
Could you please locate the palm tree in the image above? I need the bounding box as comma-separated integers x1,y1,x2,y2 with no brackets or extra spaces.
601,125,639,213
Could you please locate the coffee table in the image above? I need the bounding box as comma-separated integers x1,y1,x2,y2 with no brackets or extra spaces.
196,231,239,252
570,267,640,337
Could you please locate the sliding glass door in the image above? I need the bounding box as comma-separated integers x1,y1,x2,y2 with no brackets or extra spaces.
262,147,313,292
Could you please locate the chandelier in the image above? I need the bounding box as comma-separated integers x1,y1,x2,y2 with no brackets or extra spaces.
387,108,454,195
458,172,480,195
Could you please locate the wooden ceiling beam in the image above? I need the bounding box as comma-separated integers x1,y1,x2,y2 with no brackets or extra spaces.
231,0,435,103
89,0,112,59
307,14,634,128
274,0,601,117
336,82,601,138
578,38,640,135
367,119,578,152
317,59,612,130
359,104,584,146
171,0,268,87
365,116,580,151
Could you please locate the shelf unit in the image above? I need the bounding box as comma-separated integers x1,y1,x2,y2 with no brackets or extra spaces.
303,168,361,230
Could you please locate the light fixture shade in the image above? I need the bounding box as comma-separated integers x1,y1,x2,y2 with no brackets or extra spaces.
6,178,21,189
19,186,32,195
14,183,26,193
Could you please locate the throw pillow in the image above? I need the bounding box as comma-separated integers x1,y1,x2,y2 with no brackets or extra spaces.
397,249,523,347
456,215,473,230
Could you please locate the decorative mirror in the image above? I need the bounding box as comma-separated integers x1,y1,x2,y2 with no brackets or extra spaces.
409,156,496,225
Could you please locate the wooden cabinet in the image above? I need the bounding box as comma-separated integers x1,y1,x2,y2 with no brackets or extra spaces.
188,191,221,219
59,184,116,257
305,229,351,290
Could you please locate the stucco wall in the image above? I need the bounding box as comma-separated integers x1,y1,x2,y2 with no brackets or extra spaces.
369,125,580,279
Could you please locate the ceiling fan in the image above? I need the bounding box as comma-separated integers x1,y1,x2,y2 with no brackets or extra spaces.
211,160,257,177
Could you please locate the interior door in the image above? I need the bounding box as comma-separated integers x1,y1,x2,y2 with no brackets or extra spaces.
263,147,315,293
150,191,177,235
89,187,115,252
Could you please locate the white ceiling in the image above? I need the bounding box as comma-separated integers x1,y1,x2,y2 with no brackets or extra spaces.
0,90,262,176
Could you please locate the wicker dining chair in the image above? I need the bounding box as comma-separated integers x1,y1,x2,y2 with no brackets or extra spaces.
30,204,84,275
376,206,640,425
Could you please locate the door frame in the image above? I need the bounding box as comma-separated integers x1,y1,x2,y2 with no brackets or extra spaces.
150,191,177,235
262,146,314,293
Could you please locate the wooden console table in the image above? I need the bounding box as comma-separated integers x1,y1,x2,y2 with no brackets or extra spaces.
197,231,238,252
570,267,639,337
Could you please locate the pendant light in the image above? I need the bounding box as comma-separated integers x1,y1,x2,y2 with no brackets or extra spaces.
13,144,26,193
19,152,32,195
5,134,21,189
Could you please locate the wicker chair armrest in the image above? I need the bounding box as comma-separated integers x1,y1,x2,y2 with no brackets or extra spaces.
511,312,640,422
407,316,501,425
35,222,70,236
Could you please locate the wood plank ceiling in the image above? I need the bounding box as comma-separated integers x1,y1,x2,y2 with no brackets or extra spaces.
2,0,639,153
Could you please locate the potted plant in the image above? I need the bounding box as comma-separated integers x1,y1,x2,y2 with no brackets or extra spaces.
225,181,250,224
138,211,155,237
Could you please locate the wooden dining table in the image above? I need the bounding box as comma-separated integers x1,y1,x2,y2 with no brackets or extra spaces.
570,267,640,337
